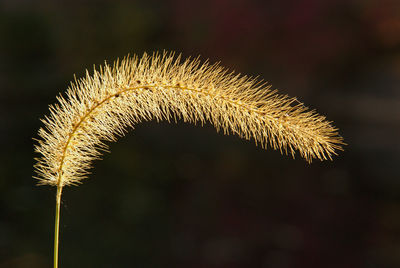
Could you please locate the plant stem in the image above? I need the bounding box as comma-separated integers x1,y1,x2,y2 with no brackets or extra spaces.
54,186,63,268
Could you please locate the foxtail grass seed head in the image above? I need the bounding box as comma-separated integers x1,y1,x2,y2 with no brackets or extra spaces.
34,51,344,187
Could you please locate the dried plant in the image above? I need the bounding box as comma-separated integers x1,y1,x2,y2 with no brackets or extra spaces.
34,51,343,267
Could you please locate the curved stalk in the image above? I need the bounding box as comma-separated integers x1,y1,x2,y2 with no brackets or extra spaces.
33,52,344,267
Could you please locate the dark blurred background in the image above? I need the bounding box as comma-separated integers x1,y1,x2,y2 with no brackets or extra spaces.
1,0,399,267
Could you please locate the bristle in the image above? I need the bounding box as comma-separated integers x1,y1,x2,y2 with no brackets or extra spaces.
34,51,344,187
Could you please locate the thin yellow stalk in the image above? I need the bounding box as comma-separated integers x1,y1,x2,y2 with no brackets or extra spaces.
54,186,62,268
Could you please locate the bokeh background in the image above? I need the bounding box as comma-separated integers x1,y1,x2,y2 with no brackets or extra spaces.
1,0,400,267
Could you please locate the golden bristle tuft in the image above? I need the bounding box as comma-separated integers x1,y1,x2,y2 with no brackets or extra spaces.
34,51,344,187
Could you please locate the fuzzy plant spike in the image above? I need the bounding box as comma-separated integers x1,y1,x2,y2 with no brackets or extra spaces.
34,51,344,188
35,51,344,268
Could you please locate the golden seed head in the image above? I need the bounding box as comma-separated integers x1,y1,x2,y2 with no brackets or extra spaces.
34,51,344,187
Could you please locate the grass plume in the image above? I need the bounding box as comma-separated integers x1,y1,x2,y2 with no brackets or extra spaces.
34,51,343,267
35,51,343,187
